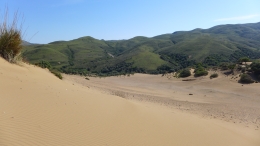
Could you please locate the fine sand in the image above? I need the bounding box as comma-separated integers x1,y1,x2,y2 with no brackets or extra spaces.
65,72,260,130
0,58,260,146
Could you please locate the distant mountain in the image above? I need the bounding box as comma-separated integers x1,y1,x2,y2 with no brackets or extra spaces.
23,22,260,75
22,40,32,46
22,40,39,46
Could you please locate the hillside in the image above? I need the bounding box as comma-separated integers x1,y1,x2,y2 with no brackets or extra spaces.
23,22,260,75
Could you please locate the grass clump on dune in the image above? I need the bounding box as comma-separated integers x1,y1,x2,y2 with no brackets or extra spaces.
0,8,23,63
210,73,218,79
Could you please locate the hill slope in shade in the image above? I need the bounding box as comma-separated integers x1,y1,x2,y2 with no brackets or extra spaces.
23,22,260,75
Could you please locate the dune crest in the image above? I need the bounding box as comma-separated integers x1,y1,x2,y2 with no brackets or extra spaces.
0,58,259,146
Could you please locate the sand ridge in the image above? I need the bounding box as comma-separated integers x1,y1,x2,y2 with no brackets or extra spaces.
1,58,260,146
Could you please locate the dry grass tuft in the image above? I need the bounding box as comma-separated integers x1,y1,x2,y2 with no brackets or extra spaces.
0,7,23,63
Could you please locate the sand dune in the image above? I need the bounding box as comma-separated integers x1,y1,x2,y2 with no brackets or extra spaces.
65,72,260,129
0,58,260,146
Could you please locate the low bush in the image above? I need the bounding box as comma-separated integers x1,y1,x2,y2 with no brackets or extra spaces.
50,70,63,79
241,68,246,73
250,62,260,75
240,74,254,84
210,73,218,79
35,60,63,80
239,57,250,63
194,66,208,77
219,63,229,70
35,60,51,69
179,69,191,78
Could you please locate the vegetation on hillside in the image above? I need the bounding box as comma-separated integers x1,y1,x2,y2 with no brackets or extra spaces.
22,22,260,76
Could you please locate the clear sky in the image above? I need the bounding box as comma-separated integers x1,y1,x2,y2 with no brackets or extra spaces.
1,0,260,44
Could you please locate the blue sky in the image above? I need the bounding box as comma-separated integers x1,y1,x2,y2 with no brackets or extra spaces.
1,0,260,44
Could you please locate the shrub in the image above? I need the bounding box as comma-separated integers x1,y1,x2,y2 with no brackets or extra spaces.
0,8,23,63
210,73,218,79
250,62,260,75
179,69,191,78
219,63,229,70
35,60,63,80
194,66,208,77
35,60,51,69
50,70,63,79
240,74,254,84
241,68,246,73
239,57,250,63
228,64,236,71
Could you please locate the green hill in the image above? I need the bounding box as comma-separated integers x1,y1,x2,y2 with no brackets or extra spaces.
23,22,260,76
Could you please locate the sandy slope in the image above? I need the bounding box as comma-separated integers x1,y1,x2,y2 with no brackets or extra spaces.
0,58,260,146
65,72,260,129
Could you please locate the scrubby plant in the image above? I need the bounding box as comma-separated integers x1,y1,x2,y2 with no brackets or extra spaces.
219,63,237,72
0,8,23,63
250,62,260,75
239,74,254,84
35,60,63,80
219,63,229,70
178,69,191,78
228,64,236,73
238,57,250,64
210,73,218,79
50,70,63,79
35,60,51,69
241,67,246,73
194,65,208,77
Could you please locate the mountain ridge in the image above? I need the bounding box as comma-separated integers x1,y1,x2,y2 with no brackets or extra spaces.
23,22,260,75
